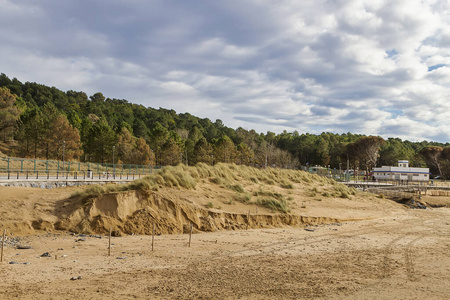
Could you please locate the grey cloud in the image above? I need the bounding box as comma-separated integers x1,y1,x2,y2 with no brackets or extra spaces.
1,0,450,142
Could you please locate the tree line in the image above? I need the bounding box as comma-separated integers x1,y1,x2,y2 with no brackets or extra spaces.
0,73,449,177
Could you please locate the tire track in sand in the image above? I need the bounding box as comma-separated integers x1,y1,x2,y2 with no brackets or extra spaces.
404,236,424,281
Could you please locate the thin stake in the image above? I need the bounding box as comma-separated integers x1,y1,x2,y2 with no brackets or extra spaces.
108,227,112,256
246,210,250,230
188,223,193,247
152,222,155,252
1,229,5,262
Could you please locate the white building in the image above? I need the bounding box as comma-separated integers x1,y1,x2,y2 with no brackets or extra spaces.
372,160,430,181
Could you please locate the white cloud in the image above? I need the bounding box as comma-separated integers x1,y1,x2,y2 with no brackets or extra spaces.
1,0,450,142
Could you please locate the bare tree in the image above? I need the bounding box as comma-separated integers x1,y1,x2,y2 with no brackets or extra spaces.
420,146,444,178
347,136,385,174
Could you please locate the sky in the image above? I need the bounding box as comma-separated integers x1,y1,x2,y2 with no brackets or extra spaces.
1,0,450,143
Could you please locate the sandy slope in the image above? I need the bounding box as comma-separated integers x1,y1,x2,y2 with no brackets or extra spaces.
0,208,449,299
0,178,403,236
0,177,449,299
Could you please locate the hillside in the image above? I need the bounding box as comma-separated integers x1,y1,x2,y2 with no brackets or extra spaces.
2,73,450,178
0,164,405,236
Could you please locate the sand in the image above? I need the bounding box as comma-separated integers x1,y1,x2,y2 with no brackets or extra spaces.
0,184,449,299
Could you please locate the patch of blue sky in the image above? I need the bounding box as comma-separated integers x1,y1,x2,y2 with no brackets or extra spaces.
385,49,398,58
428,64,446,72
389,109,403,118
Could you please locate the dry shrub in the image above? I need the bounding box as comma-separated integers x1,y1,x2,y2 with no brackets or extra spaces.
213,163,237,182
172,169,196,189
129,178,159,191
194,163,213,178
209,177,223,185
254,189,285,201
257,198,290,213
227,183,245,193
322,191,331,197
233,192,252,203
250,176,259,183
280,180,294,189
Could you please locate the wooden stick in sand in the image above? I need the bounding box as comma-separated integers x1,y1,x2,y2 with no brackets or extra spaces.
246,210,250,230
1,229,5,262
152,222,155,251
108,227,112,256
188,223,193,247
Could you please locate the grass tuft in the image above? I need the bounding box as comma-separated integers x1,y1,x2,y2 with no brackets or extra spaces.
257,198,290,213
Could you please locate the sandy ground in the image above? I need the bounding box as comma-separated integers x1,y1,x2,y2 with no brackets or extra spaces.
1,206,449,299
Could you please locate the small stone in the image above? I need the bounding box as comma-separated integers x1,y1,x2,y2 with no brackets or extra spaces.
40,252,51,257
16,245,32,250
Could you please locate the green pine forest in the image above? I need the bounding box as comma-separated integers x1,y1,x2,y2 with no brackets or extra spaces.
1,73,449,178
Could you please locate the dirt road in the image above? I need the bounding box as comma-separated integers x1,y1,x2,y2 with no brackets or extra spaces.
1,208,449,299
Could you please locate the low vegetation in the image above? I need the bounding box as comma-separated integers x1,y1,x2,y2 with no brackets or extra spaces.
71,163,362,214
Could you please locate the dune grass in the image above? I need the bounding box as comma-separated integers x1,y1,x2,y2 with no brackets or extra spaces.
71,163,358,213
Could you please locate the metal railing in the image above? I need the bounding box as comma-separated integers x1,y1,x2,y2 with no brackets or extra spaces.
0,157,163,182
0,169,150,181
0,157,161,174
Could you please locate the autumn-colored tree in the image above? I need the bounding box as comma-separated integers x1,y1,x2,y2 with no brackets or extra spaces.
213,136,236,163
46,114,82,160
193,137,213,164
160,138,181,166
117,127,134,163
0,87,20,140
117,127,153,165
17,105,81,160
133,137,153,165
236,143,255,165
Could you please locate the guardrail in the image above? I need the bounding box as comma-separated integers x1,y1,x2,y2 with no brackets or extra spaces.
0,169,153,182
0,157,161,175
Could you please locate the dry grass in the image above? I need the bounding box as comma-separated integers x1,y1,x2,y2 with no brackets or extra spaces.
70,163,361,214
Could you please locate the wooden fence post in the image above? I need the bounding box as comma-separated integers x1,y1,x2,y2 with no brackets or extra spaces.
152,222,155,252
246,210,250,230
188,223,193,247
108,227,112,256
1,229,6,262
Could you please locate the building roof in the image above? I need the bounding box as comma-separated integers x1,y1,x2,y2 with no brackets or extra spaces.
373,166,430,174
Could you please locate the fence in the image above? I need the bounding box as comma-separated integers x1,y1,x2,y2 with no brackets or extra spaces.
366,185,450,198
0,157,162,181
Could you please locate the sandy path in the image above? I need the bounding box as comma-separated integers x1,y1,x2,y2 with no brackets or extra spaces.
1,207,449,299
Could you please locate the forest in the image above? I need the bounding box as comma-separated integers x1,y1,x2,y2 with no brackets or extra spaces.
1,73,450,178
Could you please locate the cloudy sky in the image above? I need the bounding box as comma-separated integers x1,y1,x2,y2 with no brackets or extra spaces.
1,0,450,142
